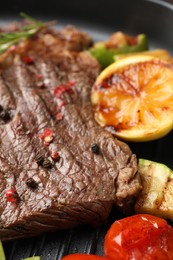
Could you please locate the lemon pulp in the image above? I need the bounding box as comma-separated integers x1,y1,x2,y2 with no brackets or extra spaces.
91,55,173,142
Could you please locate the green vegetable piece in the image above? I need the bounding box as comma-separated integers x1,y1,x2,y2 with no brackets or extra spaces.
90,44,116,69
23,257,40,260
90,34,148,69
135,159,173,220
0,241,6,260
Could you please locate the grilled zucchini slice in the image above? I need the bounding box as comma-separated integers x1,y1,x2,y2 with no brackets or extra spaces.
135,159,173,220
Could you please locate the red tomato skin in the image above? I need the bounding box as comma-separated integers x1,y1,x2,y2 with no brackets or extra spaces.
61,254,109,260
104,214,173,260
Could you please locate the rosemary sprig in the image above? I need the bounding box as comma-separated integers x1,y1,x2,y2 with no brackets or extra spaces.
0,13,45,54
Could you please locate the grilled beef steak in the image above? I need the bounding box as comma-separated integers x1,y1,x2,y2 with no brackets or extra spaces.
0,25,93,70
0,26,141,241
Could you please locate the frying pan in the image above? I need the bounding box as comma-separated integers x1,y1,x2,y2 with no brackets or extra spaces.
0,0,173,259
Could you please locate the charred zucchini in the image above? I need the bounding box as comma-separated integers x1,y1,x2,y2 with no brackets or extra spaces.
135,159,173,221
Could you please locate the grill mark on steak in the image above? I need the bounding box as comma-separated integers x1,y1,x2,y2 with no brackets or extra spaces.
3,65,54,133
0,43,141,240
0,77,16,110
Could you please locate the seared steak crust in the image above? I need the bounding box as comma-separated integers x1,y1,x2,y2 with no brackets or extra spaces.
0,27,141,241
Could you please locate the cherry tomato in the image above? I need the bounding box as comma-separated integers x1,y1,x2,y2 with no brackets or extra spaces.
61,254,109,260
104,214,173,260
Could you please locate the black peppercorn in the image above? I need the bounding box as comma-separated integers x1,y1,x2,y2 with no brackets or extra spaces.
42,158,52,169
35,155,44,166
91,143,100,154
0,109,12,122
0,105,3,112
26,178,38,190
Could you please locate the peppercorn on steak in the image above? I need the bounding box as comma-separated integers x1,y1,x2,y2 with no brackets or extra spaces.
0,24,141,241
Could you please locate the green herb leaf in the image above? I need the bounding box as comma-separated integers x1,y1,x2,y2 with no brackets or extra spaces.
0,13,45,54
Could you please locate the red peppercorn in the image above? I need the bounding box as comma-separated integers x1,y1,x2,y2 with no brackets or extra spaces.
56,112,63,121
36,74,43,79
39,128,54,146
6,189,19,203
68,81,75,87
51,151,60,160
53,85,65,97
43,129,53,137
40,128,53,139
53,81,75,98
22,56,34,64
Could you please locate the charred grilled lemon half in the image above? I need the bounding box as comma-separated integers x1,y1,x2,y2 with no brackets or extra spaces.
91,55,173,142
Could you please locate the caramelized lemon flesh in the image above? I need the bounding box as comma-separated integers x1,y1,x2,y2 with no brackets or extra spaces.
91,55,173,142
